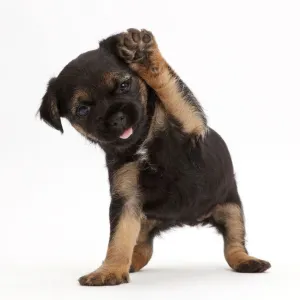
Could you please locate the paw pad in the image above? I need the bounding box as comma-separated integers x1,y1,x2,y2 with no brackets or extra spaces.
117,28,155,63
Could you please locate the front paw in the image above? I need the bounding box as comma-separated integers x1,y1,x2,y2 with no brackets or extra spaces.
117,28,155,64
78,268,129,286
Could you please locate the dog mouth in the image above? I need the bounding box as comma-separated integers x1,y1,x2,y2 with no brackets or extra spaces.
119,127,133,139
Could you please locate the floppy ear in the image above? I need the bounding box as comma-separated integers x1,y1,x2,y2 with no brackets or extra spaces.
39,77,63,133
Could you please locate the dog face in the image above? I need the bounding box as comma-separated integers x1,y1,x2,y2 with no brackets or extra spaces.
39,38,148,149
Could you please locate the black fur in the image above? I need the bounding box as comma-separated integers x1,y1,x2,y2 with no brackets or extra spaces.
39,32,241,236
39,31,267,280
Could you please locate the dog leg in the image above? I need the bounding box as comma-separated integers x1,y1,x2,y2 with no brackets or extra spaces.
117,28,207,137
130,219,157,273
79,162,141,286
212,202,271,273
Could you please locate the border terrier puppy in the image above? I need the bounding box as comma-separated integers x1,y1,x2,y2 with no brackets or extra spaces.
39,29,271,286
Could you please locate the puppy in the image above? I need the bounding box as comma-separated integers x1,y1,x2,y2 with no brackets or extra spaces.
39,29,271,286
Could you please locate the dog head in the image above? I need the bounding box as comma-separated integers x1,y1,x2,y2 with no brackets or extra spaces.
39,35,148,150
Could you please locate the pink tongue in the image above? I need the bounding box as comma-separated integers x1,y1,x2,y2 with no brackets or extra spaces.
120,127,133,139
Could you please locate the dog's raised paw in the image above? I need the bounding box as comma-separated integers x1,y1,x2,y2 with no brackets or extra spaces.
117,28,155,63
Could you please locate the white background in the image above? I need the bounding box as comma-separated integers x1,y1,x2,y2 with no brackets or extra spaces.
1,0,300,299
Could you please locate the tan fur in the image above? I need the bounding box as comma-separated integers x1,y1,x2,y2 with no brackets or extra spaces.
138,78,148,110
102,71,116,87
105,206,141,268
137,219,157,243
212,203,261,270
71,90,89,113
130,219,157,271
80,162,142,285
130,44,206,136
131,242,153,272
80,202,142,285
112,162,139,200
96,162,141,280
149,102,166,137
102,71,131,88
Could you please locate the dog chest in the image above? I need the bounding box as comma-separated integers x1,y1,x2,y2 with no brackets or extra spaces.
136,137,214,222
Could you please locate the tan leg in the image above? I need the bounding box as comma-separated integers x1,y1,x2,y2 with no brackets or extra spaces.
130,219,157,273
79,162,142,286
117,28,207,137
78,206,141,286
212,203,271,273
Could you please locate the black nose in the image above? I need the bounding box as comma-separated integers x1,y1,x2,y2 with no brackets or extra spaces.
108,112,127,130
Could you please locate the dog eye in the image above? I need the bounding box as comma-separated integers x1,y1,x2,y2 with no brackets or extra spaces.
76,105,90,117
118,79,131,93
